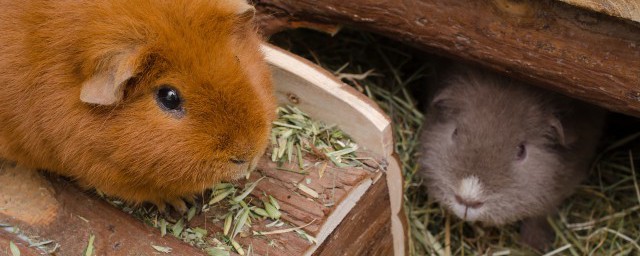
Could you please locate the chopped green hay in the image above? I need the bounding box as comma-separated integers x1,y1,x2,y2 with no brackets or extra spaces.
294,228,318,244
9,241,20,256
270,28,640,255
160,218,167,237
104,105,352,254
151,244,172,253
230,239,244,255
28,240,54,247
103,172,276,254
83,234,95,256
113,178,287,254
253,219,316,237
187,206,197,221
271,106,361,168
205,247,230,256
1,225,59,254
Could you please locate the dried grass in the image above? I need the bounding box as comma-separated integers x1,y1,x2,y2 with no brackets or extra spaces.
105,103,364,255
270,28,640,256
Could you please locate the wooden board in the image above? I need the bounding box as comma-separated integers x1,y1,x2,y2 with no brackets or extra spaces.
0,44,406,255
254,0,640,118
1,228,43,256
261,44,406,256
557,0,640,23
0,164,205,255
312,176,394,256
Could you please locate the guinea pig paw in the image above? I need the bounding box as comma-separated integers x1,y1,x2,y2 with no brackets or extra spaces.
520,216,555,253
183,195,197,206
167,198,189,215
151,200,168,214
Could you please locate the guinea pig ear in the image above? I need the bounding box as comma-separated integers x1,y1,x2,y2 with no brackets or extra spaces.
548,117,566,146
80,50,140,105
232,1,256,24
429,95,459,122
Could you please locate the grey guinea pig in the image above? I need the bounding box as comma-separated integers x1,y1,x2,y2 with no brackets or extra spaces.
418,64,605,251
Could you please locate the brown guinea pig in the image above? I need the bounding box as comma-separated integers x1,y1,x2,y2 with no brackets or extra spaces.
418,64,605,251
0,0,276,212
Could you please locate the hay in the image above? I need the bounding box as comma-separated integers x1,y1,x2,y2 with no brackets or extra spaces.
104,103,365,255
271,105,361,169
109,155,282,255
270,28,640,255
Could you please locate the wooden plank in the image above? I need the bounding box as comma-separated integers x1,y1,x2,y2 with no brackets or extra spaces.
313,177,394,256
254,0,640,118
0,229,43,256
261,44,393,157
187,153,381,256
557,0,640,23
0,164,206,255
0,154,385,255
262,44,407,255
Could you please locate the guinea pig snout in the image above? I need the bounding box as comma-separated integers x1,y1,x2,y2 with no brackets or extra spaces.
454,195,484,209
447,175,487,221
454,175,485,209
224,144,255,166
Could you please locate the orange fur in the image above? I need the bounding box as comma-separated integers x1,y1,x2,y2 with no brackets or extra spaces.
0,0,276,207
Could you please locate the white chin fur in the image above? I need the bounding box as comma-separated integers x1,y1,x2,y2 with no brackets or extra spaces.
232,168,251,180
450,201,484,222
449,175,487,222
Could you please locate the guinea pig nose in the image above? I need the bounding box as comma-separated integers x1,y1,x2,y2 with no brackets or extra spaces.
229,158,247,165
454,194,484,209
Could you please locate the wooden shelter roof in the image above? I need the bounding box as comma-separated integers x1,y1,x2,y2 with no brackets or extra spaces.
558,0,640,23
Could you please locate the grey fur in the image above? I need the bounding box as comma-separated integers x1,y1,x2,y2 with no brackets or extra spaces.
419,65,605,226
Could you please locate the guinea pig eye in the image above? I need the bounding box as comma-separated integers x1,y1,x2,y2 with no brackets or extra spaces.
156,86,182,111
452,128,458,138
516,143,527,160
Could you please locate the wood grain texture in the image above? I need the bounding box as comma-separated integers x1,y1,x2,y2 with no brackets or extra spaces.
187,154,383,256
254,0,640,117
0,153,385,255
558,0,640,23
313,177,394,256
0,165,205,255
262,44,393,157
0,230,42,256
262,44,407,255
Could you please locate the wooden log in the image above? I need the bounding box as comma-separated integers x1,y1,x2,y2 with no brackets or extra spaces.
0,164,205,255
558,0,640,23
0,229,42,256
0,44,406,255
253,0,640,117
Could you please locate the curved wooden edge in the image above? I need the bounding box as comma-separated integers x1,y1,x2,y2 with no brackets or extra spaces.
311,177,393,256
387,154,409,256
261,43,393,157
262,43,407,256
303,179,373,256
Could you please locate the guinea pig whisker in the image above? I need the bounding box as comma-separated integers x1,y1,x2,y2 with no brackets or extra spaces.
463,207,468,220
